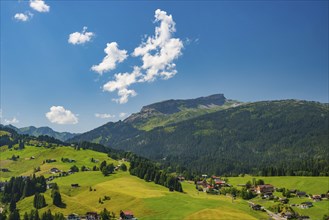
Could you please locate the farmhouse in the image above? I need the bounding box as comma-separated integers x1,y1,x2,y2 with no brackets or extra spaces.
120,210,137,220
86,212,100,220
296,191,307,197
312,195,322,202
0,168,10,172
279,197,289,204
300,202,313,209
71,184,79,188
50,168,60,174
250,204,262,211
67,213,80,220
256,184,274,194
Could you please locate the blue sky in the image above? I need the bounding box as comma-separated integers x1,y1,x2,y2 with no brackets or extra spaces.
1,0,328,133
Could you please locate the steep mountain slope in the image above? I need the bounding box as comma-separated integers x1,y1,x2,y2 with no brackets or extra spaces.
69,94,328,175
69,94,240,144
115,100,328,175
1,125,78,141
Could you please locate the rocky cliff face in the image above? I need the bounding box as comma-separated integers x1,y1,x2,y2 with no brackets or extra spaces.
124,94,227,124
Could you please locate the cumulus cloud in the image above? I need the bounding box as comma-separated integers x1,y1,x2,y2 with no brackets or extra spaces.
30,0,50,13
95,113,115,119
133,9,183,82
46,106,78,125
119,112,127,118
14,12,33,22
68,27,95,45
4,117,19,125
100,9,183,104
103,66,141,104
91,42,128,75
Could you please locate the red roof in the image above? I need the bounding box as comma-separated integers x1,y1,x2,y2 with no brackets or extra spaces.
123,211,134,216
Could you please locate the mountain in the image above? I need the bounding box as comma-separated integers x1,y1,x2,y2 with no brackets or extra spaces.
69,94,240,143
115,100,329,175
1,125,78,142
69,95,329,176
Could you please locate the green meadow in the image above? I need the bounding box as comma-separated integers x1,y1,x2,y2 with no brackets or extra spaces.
1,145,328,219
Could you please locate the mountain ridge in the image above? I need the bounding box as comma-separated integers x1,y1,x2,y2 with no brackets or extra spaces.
0,124,78,142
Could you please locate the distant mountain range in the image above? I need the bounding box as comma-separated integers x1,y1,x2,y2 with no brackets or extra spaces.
68,94,329,175
0,125,78,142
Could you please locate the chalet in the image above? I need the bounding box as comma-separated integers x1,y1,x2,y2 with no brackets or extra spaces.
215,180,226,186
115,165,121,171
312,195,322,202
30,156,35,159
300,202,313,209
0,168,10,172
86,212,100,220
296,191,307,197
250,204,262,211
211,175,221,182
196,180,207,188
67,213,80,220
279,197,289,204
50,168,60,174
120,210,137,220
256,184,274,194
177,176,185,182
71,184,79,188
289,189,297,194
46,159,57,163
281,212,294,219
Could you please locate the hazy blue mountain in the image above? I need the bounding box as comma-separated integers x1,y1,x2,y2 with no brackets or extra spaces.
1,125,78,142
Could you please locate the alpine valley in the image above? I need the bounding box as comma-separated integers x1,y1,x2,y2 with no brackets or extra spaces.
1,94,328,220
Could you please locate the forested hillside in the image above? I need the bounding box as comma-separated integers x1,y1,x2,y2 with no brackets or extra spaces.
70,99,328,176
115,100,328,175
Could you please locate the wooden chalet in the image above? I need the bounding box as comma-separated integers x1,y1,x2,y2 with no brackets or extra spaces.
256,184,274,194
86,212,100,220
120,210,137,220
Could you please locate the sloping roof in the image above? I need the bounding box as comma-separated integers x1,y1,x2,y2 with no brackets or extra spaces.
123,210,134,216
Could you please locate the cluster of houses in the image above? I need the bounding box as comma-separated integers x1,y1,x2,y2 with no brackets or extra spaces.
195,175,229,192
66,211,137,220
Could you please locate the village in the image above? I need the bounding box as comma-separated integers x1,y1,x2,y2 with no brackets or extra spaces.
190,174,329,219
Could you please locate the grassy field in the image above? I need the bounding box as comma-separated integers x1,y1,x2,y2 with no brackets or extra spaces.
1,145,328,220
227,175,329,194
0,145,119,180
16,172,268,220
227,175,329,219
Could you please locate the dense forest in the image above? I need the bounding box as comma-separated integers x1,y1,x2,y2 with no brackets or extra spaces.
111,100,328,176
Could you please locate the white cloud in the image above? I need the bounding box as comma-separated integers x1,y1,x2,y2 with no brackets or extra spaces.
29,0,50,13
95,113,115,119
91,42,128,75
68,26,95,45
133,9,183,82
46,106,78,125
100,9,183,104
119,112,127,118
103,66,141,104
14,12,32,22
4,117,19,125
